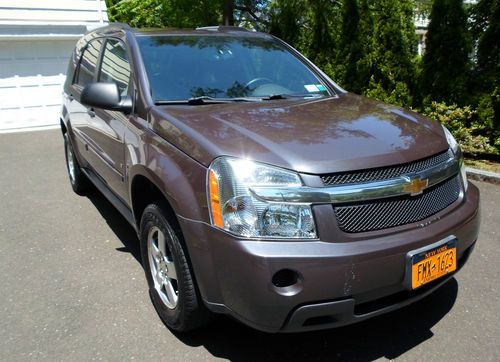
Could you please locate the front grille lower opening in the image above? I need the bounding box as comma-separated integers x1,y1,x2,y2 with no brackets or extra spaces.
333,175,461,233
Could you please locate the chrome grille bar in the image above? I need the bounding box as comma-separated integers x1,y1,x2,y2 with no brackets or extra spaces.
249,152,461,204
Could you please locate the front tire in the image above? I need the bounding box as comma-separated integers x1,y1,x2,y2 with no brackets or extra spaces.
64,133,90,195
140,202,212,332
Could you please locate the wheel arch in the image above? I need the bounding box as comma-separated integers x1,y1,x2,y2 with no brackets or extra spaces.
129,171,181,233
60,118,67,134
60,103,70,134
127,152,209,229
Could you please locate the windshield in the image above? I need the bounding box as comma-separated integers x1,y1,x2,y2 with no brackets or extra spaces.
136,34,331,102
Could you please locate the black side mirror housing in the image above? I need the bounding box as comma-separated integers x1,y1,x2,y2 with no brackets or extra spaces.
81,82,132,113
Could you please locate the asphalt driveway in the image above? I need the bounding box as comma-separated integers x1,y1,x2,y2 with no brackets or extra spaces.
0,129,499,361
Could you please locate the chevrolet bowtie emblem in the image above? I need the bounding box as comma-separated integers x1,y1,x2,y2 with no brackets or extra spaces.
403,177,429,196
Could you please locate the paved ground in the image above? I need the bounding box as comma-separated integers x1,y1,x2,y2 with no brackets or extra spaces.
0,129,499,361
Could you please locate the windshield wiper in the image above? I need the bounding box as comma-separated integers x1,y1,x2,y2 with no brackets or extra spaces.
155,96,262,106
154,94,324,105
155,96,230,105
262,93,325,100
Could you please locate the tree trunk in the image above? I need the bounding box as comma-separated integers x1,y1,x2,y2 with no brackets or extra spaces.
223,0,234,26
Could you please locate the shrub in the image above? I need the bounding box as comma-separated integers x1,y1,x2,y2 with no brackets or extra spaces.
423,102,498,156
364,76,413,108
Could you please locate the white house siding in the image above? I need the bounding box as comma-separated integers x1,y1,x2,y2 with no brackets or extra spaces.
0,0,108,131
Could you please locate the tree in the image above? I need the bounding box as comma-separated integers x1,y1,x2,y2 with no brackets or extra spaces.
469,0,494,41
267,0,306,47
306,0,338,72
235,1,271,30
475,0,500,135
223,0,235,25
476,0,500,85
421,0,471,105
364,0,417,107
106,0,274,29
354,0,375,90
106,0,221,28
336,0,363,92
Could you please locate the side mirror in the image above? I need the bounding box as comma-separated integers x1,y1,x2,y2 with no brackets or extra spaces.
81,82,132,113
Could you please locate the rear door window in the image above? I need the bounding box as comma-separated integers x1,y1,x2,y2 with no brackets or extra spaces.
98,39,131,97
76,39,104,88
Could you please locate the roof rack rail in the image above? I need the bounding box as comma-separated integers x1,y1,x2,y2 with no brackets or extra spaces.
87,22,131,34
104,22,132,30
195,25,250,32
84,22,132,36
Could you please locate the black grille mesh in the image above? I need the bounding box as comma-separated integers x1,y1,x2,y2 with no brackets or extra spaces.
334,175,461,233
321,150,453,186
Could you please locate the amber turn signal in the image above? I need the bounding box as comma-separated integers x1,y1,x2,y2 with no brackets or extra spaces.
209,169,224,227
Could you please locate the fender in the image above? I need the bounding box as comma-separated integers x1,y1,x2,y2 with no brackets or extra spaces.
127,134,210,224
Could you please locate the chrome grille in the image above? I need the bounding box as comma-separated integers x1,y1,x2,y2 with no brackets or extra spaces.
321,150,453,186
334,175,461,233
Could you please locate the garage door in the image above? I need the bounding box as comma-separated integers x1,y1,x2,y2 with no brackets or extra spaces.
0,39,77,131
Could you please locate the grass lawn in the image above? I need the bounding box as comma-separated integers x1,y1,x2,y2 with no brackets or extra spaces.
465,159,500,174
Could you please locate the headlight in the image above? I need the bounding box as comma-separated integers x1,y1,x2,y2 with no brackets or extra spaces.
208,157,316,238
458,156,468,191
442,125,468,191
442,125,459,154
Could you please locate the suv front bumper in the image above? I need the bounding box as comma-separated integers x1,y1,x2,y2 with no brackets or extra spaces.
179,183,480,332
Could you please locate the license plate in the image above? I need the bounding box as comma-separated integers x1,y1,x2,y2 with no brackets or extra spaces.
406,236,457,290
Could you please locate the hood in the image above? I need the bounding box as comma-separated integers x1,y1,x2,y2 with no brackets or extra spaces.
150,93,449,174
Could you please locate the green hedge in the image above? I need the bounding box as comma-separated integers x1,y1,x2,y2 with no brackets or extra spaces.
422,101,498,157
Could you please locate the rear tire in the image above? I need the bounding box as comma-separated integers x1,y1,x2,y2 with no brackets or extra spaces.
64,133,90,196
140,201,212,332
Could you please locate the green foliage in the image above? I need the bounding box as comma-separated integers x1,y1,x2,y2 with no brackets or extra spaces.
421,0,471,105
475,0,500,134
107,0,166,27
414,0,433,16
365,77,413,108
477,93,496,132
306,0,337,67
469,0,494,40
476,0,500,83
106,0,221,28
335,0,359,75
267,0,306,46
353,0,376,91
466,0,500,155
335,0,363,93
267,0,340,78
423,102,498,156
361,0,417,108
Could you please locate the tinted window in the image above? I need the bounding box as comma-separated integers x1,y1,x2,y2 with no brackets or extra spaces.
137,35,330,101
76,39,103,87
99,39,131,97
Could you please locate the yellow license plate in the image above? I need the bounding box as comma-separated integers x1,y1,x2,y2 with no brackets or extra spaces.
407,238,457,290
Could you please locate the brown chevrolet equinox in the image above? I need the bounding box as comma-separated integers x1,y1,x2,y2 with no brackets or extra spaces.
61,24,480,333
